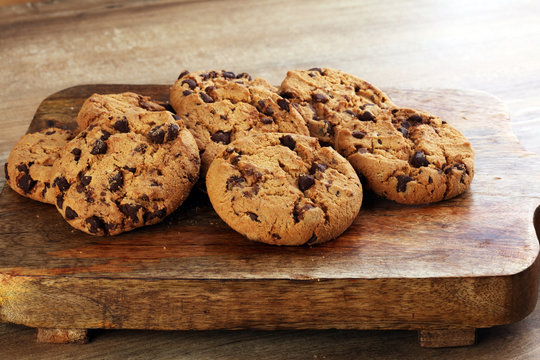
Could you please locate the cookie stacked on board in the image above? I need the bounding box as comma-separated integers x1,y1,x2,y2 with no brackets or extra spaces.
4,68,474,244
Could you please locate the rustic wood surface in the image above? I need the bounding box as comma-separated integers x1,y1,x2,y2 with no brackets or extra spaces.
1,0,540,358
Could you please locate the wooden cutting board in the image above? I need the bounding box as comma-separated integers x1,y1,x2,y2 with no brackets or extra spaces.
1,85,539,348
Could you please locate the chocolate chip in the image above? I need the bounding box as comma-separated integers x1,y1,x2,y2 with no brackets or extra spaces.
226,175,246,190
308,67,323,74
80,175,92,186
408,114,423,123
442,120,447,125
4,162,9,181
16,164,29,173
109,171,124,192
76,184,85,193
41,182,50,199
205,86,215,94
119,203,142,222
182,78,197,90
263,107,274,116
354,86,361,92
261,117,273,124
53,176,70,192
90,139,107,155
398,127,409,138
143,208,167,223
411,151,430,168
396,175,413,192
272,233,282,240
211,130,231,144
279,91,293,99
68,148,81,162
323,120,334,136
310,162,327,174
236,72,252,80
166,123,180,142
56,194,64,209
231,155,241,165
258,100,265,109
401,121,411,129
352,130,366,139
277,98,290,112
100,130,111,141
293,203,315,223
246,212,259,221
17,174,36,193
178,70,189,79
65,206,78,220
298,174,315,191
344,110,356,116
200,92,214,103
148,125,165,144
45,130,56,135
222,71,236,78
134,143,147,153
113,118,130,133
183,90,192,96
357,111,375,122
86,216,107,234
312,93,328,103
279,135,296,150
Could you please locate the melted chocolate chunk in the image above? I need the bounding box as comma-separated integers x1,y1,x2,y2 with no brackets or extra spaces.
119,203,142,222
398,127,409,138
123,166,136,173
298,174,315,191
4,162,9,181
357,111,374,122
308,67,323,74
261,117,273,124
166,123,180,142
246,212,259,222
279,135,296,150
56,194,64,209
263,106,274,116
352,130,366,139
53,176,70,192
90,139,107,155
178,70,189,79
211,130,231,144
200,92,214,103
226,175,246,190
16,163,29,173
310,162,327,174
17,174,36,193
148,123,177,144
183,90,192,96
182,78,197,90
411,151,430,168
86,216,107,234
113,118,130,133
312,93,328,103
396,175,413,192
109,171,124,192
279,91,293,99
100,130,111,141
408,114,423,123
71,148,81,161
293,203,315,223
277,98,290,112
65,206,78,220
236,72,252,80
222,71,236,79
143,208,167,223
81,175,92,186
45,130,56,135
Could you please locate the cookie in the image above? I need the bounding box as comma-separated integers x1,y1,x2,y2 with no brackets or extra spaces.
170,70,310,177
280,68,474,204
5,128,73,204
76,92,166,130
206,133,362,246
51,110,200,236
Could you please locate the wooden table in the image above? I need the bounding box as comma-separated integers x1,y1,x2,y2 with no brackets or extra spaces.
1,0,540,358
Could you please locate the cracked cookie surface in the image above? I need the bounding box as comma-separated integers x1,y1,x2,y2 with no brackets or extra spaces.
280,67,474,204
170,70,310,177
77,92,166,130
206,133,362,246
52,110,200,236
5,128,73,204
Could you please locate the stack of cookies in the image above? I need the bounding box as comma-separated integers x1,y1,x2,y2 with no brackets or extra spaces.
4,68,474,245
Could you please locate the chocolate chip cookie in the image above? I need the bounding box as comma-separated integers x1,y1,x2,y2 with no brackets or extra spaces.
280,68,474,204
5,128,73,204
51,110,200,236
170,70,310,177
77,92,166,130
206,133,362,246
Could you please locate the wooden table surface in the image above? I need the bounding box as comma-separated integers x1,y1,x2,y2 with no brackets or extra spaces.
1,0,539,358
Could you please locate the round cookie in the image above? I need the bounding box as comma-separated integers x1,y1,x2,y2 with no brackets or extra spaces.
206,133,362,246
170,70,310,177
279,68,474,205
51,110,200,236
77,92,166,130
5,128,73,204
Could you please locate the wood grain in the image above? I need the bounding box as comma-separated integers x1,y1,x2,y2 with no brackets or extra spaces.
0,85,538,349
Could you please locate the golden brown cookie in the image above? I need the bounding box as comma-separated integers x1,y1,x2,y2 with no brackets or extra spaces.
206,133,362,246
5,128,73,204
76,92,166,130
170,70,310,177
280,68,474,204
51,110,200,236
